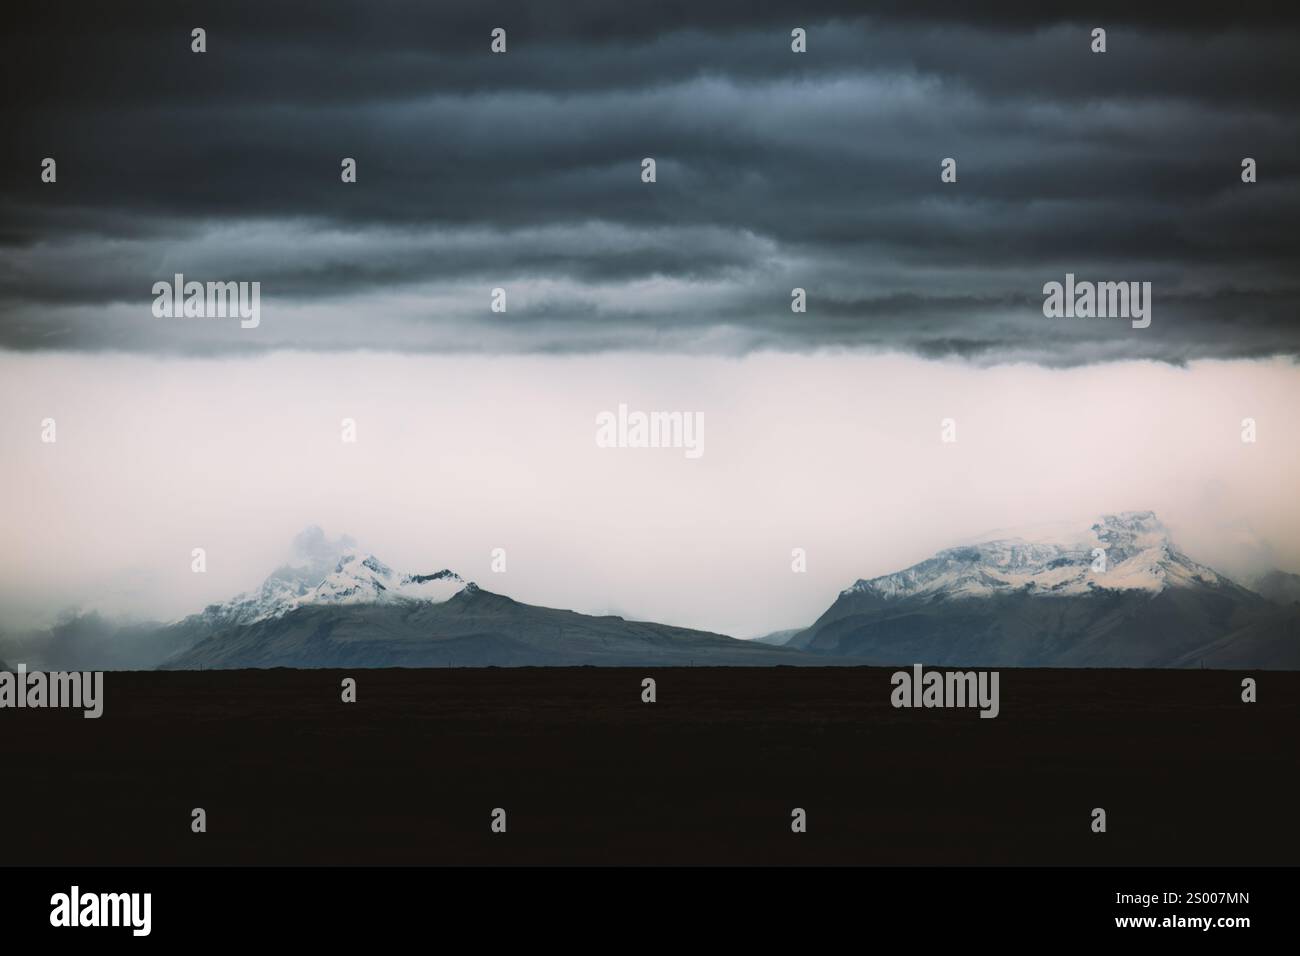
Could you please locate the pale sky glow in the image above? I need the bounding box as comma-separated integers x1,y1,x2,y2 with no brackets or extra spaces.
1,350,1297,637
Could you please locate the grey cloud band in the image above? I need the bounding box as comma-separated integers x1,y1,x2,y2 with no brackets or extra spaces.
2,2,1297,364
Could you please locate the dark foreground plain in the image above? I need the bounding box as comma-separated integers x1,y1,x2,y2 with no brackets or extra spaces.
2,667,1296,865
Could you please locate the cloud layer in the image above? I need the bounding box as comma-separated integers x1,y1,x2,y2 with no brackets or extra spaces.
3,2,1298,363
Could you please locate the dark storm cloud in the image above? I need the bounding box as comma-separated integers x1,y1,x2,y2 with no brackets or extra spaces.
2,1,1298,363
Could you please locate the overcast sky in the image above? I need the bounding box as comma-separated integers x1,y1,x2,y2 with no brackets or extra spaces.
1,4,1298,636
2,2,1298,362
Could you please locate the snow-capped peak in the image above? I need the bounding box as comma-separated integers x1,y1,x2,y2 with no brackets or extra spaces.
297,551,469,610
845,511,1226,601
188,531,473,627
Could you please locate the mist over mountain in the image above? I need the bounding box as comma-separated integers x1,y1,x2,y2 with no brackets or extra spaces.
189,528,468,630
1252,570,1300,606
0,611,184,672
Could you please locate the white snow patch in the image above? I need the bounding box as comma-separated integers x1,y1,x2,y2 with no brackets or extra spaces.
846,511,1225,601
186,538,472,627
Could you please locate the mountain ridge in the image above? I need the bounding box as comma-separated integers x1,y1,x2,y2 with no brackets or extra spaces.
9,515,1291,671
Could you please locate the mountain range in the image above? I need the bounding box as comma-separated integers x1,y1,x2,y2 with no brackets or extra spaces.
6,513,1296,670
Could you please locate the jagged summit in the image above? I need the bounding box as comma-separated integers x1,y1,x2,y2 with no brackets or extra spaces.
308,552,467,606
187,529,472,627
844,511,1225,601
